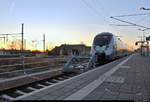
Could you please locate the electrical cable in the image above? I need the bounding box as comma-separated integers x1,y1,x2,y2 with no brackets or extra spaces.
110,16,150,29
112,13,150,17
81,0,110,24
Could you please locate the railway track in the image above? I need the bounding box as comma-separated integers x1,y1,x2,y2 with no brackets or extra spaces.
0,72,79,101
0,55,122,101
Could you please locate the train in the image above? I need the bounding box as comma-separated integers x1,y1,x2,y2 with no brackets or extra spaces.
91,32,132,63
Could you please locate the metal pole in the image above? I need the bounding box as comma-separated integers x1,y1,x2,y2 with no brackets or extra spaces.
141,44,143,56
21,23,25,74
24,39,26,50
6,34,8,42
3,37,5,45
43,34,45,52
143,31,145,56
22,23,24,52
143,30,145,41
147,41,149,56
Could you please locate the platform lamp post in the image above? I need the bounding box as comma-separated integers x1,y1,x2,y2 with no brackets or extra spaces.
140,7,150,56
137,29,150,56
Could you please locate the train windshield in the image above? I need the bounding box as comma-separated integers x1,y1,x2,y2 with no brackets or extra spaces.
93,35,112,46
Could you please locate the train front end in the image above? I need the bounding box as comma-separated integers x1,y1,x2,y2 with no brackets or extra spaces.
91,32,113,63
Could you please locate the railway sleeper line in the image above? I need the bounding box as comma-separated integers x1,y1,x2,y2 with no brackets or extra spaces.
0,55,124,101
0,72,79,101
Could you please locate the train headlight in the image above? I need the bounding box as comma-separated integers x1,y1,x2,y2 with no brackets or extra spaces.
105,45,109,51
94,45,96,51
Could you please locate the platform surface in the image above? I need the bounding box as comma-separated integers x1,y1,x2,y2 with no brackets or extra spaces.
19,54,150,100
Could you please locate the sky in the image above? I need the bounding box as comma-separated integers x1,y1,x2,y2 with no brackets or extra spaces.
0,0,150,50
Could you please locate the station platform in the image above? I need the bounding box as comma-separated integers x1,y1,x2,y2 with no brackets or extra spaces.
18,54,150,100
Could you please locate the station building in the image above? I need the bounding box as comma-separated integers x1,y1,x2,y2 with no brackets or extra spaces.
49,44,91,56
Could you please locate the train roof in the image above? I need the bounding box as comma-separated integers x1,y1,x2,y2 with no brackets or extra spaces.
96,32,113,37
